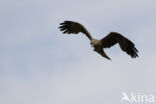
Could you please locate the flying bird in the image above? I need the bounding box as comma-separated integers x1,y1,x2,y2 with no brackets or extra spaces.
59,21,138,60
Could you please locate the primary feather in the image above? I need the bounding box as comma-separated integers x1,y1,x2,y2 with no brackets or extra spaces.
59,21,93,40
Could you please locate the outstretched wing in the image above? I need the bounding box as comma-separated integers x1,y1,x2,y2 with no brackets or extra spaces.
59,21,93,40
101,32,138,58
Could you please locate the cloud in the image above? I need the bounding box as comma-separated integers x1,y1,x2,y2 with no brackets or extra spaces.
1,52,156,104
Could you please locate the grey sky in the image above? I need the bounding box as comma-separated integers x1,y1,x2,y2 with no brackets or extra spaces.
0,0,156,104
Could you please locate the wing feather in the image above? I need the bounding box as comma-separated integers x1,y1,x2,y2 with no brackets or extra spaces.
59,21,93,40
101,32,138,58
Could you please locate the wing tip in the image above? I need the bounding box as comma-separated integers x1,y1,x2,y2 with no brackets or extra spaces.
129,48,139,59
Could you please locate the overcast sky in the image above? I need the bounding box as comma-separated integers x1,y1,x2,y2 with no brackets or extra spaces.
1,0,156,104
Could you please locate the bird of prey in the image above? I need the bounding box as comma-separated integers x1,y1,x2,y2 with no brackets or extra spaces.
59,21,138,60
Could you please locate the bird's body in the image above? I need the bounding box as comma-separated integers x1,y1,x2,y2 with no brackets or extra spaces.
59,21,138,60
90,39,112,60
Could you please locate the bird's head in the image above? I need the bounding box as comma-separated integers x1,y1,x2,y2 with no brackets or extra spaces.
90,40,96,47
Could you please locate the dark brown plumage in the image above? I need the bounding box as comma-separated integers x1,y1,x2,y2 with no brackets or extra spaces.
59,21,139,60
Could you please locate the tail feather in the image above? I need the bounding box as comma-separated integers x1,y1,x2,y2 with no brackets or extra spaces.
94,48,111,60
101,52,111,60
